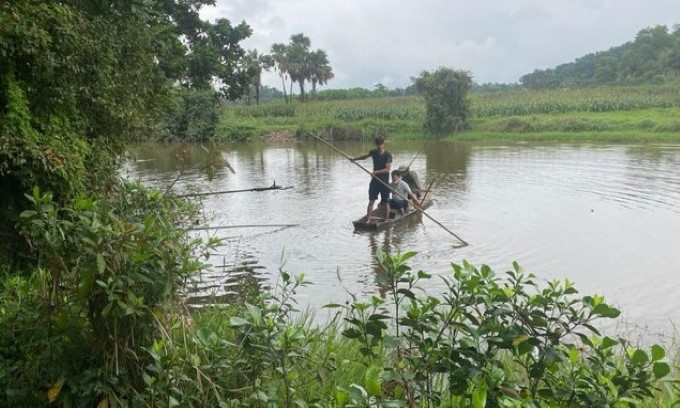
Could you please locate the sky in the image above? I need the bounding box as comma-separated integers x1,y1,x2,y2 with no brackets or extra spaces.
200,0,680,90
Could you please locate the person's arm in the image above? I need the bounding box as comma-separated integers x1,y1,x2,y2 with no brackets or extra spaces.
350,152,370,161
373,152,392,176
376,161,391,176
403,182,420,207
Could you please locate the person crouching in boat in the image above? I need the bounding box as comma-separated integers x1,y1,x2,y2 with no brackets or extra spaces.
389,169,420,217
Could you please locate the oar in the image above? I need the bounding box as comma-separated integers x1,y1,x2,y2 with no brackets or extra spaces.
310,133,468,247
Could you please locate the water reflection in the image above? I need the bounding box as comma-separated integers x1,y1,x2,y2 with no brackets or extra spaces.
127,139,680,339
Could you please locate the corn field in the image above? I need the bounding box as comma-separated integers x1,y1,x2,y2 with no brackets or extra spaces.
226,84,680,122
472,84,680,117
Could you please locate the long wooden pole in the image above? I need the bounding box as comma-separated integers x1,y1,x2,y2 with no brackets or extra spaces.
419,178,436,206
310,134,468,246
405,140,428,170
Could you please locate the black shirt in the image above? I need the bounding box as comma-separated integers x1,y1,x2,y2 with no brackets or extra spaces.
369,149,392,182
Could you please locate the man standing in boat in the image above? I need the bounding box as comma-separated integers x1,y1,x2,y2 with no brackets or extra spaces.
350,135,393,221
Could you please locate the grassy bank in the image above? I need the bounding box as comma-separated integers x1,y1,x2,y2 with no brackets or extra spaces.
217,84,680,142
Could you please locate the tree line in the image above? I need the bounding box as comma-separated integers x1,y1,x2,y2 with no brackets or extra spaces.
521,25,680,88
243,34,334,105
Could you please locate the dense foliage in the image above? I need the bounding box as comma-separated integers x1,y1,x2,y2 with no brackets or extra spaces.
413,67,473,135
521,25,680,88
0,1,250,403
7,250,665,407
0,0,252,263
0,182,218,406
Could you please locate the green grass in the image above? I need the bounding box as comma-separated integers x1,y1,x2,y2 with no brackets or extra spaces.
217,84,680,142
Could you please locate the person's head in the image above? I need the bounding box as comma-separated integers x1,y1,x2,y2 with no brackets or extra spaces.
374,135,385,147
391,169,402,181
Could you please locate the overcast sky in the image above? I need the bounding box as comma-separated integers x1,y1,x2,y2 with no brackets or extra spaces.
200,0,680,90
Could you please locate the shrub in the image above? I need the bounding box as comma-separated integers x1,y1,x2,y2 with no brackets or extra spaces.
330,251,672,407
0,182,217,406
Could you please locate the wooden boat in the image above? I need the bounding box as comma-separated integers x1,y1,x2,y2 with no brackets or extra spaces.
352,196,434,231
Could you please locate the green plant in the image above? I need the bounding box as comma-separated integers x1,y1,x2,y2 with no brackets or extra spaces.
227,270,318,407
0,182,217,406
332,251,673,407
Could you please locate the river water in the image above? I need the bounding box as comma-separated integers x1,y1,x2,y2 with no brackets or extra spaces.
126,139,680,339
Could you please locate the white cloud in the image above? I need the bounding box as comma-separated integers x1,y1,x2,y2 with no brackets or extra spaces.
200,0,680,89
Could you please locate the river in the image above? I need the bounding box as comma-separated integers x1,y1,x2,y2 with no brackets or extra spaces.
126,139,680,339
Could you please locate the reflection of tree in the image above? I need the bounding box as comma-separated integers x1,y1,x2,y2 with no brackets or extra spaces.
368,230,392,298
424,140,471,197
128,142,232,176
366,218,426,298
424,140,470,173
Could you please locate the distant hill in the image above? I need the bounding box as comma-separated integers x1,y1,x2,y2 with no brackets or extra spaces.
520,25,680,89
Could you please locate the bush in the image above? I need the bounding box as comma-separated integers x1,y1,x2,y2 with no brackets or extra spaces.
0,182,217,406
330,251,672,407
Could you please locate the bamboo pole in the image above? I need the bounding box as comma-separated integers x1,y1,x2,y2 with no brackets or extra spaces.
405,140,428,170
310,133,468,246
419,178,436,206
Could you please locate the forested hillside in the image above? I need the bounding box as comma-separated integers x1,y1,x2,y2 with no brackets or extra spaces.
520,25,680,88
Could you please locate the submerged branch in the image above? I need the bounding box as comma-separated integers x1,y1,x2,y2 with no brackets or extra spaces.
178,182,293,198
184,224,298,231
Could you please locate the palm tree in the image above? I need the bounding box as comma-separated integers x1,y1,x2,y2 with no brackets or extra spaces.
286,33,311,101
308,49,333,98
270,43,290,103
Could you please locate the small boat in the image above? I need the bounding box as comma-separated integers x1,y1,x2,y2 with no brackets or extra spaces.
352,196,434,231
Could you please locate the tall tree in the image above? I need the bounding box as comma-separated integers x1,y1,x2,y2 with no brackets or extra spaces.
286,33,312,101
243,49,268,105
413,67,472,135
0,0,252,262
308,49,334,98
270,42,290,103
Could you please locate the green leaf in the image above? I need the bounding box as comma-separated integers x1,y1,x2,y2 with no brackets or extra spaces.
229,316,249,327
653,362,671,379
568,347,580,364
334,386,348,406
245,303,261,322
512,335,529,348
96,254,106,274
396,288,416,299
197,327,217,345
602,336,618,349
364,365,383,397
472,381,487,408
347,383,368,402
342,328,362,339
631,349,649,365
651,344,666,361
399,251,418,262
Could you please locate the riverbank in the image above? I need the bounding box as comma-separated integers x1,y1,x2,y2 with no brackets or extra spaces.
218,84,680,142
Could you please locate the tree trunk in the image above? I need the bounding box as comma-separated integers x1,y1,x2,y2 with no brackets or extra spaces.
298,81,305,102
279,73,288,103
311,79,318,99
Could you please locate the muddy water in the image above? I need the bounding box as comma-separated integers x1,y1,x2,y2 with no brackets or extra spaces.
126,140,680,338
